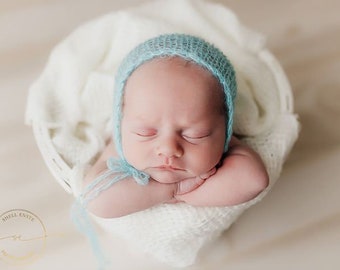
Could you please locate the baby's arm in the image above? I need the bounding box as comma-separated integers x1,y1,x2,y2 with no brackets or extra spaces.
174,136,269,206
83,140,203,218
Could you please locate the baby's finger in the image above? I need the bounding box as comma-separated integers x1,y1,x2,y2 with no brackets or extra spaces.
199,167,217,180
176,177,204,195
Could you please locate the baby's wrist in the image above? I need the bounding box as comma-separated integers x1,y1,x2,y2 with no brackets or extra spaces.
154,180,178,203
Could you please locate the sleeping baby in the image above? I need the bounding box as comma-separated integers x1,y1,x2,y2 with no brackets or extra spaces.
26,1,299,268
82,34,269,218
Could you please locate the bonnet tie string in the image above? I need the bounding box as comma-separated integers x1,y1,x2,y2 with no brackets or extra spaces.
71,157,150,270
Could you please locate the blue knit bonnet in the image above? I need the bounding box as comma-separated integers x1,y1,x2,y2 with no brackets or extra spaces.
112,34,237,185
81,33,237,199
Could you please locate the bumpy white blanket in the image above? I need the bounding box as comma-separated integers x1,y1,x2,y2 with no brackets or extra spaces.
26,0,299,267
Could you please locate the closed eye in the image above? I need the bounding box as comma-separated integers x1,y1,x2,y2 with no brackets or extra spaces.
133,129,157,137
182,133,211,141
135,133,155,137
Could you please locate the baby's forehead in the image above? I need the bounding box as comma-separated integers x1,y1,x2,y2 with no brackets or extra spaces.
125,56,223,93
123,56,226,115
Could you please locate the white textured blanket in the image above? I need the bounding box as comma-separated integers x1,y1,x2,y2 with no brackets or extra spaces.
26,0,299,267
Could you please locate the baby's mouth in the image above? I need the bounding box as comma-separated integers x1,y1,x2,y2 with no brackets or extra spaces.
153,165,185,171
146,166,191,184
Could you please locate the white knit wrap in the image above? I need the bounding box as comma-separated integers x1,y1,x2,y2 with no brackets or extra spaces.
26,0,299,267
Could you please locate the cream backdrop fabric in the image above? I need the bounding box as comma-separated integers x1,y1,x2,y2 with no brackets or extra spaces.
26,0,299,267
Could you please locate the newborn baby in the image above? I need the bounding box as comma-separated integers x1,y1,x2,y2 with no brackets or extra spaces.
83,34,269,218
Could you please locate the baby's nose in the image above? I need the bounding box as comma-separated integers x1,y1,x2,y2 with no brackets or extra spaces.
156,136,183,159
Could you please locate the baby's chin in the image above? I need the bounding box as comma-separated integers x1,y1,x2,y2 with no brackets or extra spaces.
145,168,194,184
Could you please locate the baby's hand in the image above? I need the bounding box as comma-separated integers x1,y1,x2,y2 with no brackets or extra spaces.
198,167,217,180
176,167,216,195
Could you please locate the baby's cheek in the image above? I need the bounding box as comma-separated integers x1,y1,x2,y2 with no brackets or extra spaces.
122,139,140,167
191,147,223,174
125,150,142,169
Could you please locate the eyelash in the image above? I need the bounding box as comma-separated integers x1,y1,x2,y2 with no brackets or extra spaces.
135,132,156,137
133,131,210,140
182,134,209,140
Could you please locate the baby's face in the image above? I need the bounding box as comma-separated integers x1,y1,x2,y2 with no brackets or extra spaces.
121,57,226,183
